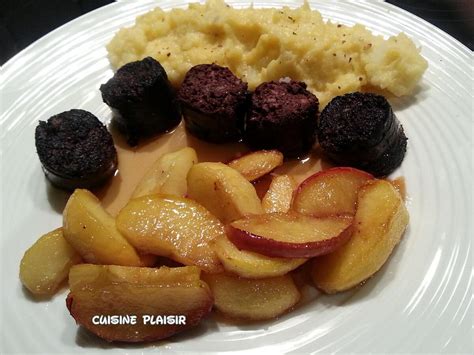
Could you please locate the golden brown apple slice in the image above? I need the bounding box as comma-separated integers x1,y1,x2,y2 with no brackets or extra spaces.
67,264,213,342
227,213,353,258
312,179,409,293
212,235,307,279
63,189,152,267
116,194,223,273
187,162,263,224
202,273,300,320
390,176,406,201
293,167,374,216
227,150,284,181
20,228,82,296
132,147,198,198
262,174,296,213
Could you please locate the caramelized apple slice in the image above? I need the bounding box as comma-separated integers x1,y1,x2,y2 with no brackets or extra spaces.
212,235,306,279
63,189,152,266
116,194,223,273
132,147,198,198
67,264,213,342
227,150,284,181
203,273,300,320
293,167,374,216
227,213,353,258
262,175,296,213
312,179,409,293
187,162,263,223
20,228,82,296
390,176,406,201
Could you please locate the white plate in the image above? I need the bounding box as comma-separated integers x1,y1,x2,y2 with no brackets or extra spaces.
1,1,472,353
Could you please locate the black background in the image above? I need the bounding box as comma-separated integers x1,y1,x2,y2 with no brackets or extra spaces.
1,0,472,65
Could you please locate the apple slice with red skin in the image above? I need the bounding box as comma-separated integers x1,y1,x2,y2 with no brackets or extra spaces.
293,167,374,217
311,179,409,293
227,212,353,258
66,265,213,342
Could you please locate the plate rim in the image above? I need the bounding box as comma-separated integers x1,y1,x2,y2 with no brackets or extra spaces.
1,0,472,353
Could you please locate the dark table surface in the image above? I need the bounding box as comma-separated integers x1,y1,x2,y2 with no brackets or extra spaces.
1,0,472,65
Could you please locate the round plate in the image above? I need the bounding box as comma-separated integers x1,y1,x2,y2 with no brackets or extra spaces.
1,1,472,353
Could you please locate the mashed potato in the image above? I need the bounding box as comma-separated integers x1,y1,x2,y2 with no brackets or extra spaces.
107,0,427,107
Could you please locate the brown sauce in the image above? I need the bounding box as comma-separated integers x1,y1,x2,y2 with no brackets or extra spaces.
95,123,329,216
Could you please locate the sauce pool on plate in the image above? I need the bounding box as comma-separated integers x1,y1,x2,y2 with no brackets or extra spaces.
95,123,327,216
